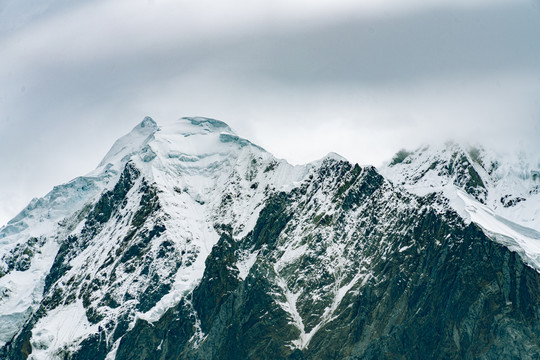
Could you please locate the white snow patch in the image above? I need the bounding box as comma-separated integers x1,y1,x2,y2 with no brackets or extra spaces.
104,339,121,360
399,244,413,253
275,277,306,348
236,250,259,280
457,190,540,271
29,300,99,360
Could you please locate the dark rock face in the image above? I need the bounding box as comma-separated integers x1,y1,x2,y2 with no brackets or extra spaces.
115,299,198,360
2,157,539,360
308,218,540,360
0,237,44,277
114,160,540,360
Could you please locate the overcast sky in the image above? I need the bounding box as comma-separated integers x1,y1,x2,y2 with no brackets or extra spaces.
1,0,539,225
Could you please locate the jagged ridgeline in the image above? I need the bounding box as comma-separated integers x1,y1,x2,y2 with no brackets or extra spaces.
1,117,539,360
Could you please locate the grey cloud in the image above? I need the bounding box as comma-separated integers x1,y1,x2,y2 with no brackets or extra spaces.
0,1,539,225
4,2,540,129
3,1,539,136
208,4,540,85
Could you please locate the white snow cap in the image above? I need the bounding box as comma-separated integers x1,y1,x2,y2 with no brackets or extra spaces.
381,143,540,271
98,116,159,167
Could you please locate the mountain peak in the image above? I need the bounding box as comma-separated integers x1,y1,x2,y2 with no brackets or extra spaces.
323,152,347,162
140,116,158,129
97,116,240,169
98,117,158,168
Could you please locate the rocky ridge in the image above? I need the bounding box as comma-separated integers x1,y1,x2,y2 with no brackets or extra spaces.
0,117,539,360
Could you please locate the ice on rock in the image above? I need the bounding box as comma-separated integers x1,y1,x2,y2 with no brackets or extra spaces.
382,143,540,271
455,190,540,270
219,133,264,150
98,116,158,168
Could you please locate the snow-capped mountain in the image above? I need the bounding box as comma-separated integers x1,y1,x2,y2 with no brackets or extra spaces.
1,117,539,360
381,143,540,269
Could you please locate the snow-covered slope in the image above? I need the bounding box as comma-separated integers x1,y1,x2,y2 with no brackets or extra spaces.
0,116,317,357
381,143,540,270
1,119,539,360
0,117,164,347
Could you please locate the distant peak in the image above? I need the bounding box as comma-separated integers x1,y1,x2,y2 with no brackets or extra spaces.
98,116,158,167
322,152,347,162
140,116,158,129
